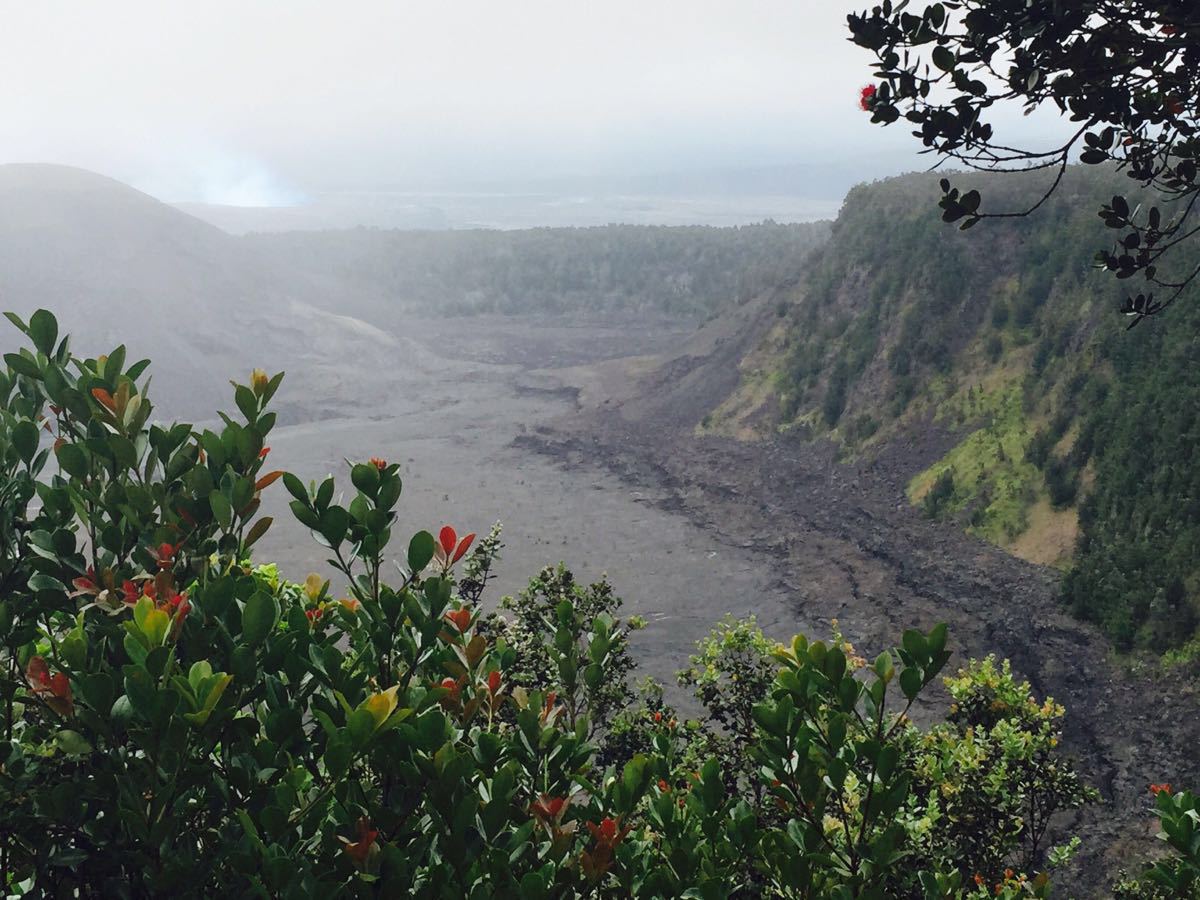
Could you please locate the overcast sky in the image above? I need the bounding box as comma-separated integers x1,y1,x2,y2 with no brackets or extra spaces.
0,1,1065,206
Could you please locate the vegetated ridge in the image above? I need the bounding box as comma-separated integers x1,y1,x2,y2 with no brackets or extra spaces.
241,221,830,322
703,166,1200,657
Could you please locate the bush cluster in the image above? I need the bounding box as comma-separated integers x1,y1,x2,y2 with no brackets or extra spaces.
1,311,1196,897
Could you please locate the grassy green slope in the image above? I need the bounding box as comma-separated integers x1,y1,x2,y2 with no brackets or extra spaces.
728,166,1200,653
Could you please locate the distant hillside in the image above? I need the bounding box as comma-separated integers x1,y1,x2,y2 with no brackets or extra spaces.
0,165,399,421
241,222,830,322
704,166,1200,654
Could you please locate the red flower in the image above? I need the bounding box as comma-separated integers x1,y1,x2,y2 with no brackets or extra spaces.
653,711,662,723
859,83,877,111
148,542,179,570
258,446,271,459
487,670,502,695
540,690,558,724
305,607,325,625
585,816,630,849
341,817,378,867
26,656,73,717
444,607,472,633
434,526,476,567
69,567,100,598
369,456,387,470
658,779,670,792
160,593,191,634
438,677,461,707
91,387,116,413
531,794,566,821
1150,783,1172,796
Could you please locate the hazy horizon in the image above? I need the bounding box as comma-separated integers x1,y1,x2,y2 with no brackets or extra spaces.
0,0,1075,217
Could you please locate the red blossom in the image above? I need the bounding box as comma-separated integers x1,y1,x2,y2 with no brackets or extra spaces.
657,779,670,792
160,593,191,634
305,607,325,625
434,525,476,567
70,568,100,598
258,446,271,459
540,690,558,724
369,456,387,470
148,542,180,570
653,711,662,723
439,525,458,556
26,656,73,717
1150,783,1172,796
444,607,472,633
531,794,566,821
91,387,116,412
437,678,462,708
452,532,475,563
341,817,378,866
859,83,877,111
585,816,630,850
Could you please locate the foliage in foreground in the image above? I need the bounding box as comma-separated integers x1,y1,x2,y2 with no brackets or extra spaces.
0,310,1195,897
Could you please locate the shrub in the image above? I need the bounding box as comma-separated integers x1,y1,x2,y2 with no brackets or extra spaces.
923,468,957,519
0,309,1171,897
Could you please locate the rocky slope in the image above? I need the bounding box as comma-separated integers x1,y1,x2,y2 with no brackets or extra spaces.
514,170,1200,890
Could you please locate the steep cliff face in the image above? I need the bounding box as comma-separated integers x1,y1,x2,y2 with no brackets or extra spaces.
707,167,1200,653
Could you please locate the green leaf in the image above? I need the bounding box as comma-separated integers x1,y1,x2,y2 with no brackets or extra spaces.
901,629,927,662
931,45,955,71
54,729,92,756
927,623,948,656
242,590,279,645
4,352,41,379
351,462,379,496
874,652,895,684
234,384,258,423
210,492,233,530
899,666,923,701
103,345,126,384
12,420,39,463
55,443,88,478
282,472,308,503
408,531,435,573
319,506,350,546
27,572,68,593
29,309,58,356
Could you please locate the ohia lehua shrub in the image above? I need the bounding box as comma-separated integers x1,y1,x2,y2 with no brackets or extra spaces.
0,309,1196,898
